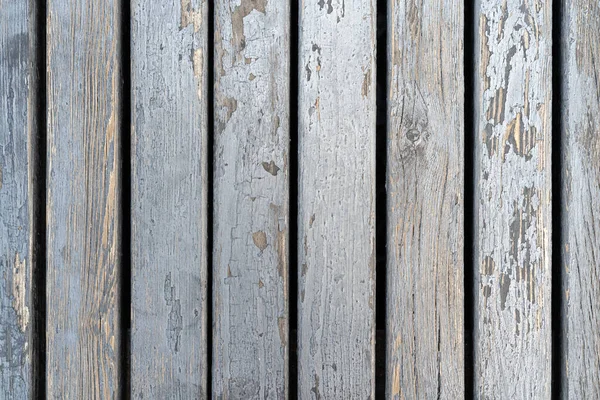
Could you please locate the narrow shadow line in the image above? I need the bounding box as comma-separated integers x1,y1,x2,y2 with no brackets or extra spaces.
206,0,215,398
32,0,47,397
463,0,475,399
551,0,563,398
289,0,299,398
375,0,388,398
119,1,132,398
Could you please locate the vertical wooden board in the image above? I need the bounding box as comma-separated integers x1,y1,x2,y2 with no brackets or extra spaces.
386,0,464,398
561,0,600,398
474,0,552,397
46,1,122,397
213,1,289,398
131,1,208,398
298,0,376,397
0,1,37,398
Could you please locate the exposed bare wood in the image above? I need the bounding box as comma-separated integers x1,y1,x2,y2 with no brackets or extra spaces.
387,0,465,397
46,1,122,397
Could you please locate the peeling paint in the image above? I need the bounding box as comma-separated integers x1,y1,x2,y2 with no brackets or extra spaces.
277,317,286,346
164,273,183,352
12,253,29,333
180,0,203,32
192,48,204,100
482,255,495,276
231,0,267,55
361,68,372,98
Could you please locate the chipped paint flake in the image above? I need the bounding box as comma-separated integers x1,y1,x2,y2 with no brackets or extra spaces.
252,231,268,251
262,160,280,176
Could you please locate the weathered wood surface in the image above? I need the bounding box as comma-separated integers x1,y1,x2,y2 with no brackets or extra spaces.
46,0,122,397
474,0,552,397
213,1,290,398
0,1,38,398
561,0,600,398
386,0,464,398
131,1,208,398
298,0,376,397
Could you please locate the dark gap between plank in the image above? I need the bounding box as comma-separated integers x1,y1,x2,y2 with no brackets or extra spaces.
206,0,215,398
289,0,299,397
119,1,132,398
551,0,563,397
375,0,388,397
464,0,475,398
32,0,47,398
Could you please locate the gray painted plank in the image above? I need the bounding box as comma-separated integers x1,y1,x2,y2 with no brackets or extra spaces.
131,1,208,398
561,0,600,398
46,1,122,397
474,0,552,398
386,0,464,398
297,0,376,397
0,1,37,398
213,1,290,398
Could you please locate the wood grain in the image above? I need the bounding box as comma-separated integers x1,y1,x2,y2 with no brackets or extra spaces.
561,0,600,397
474,0,552,397
386,0,464,398
297,0,376,397
0,1,38,398
213,1,290,398
131,0,208,398
46,1,122,397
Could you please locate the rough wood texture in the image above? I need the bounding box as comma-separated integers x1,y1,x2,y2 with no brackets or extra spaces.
474,0,552,397
298,0,376,397
213,1,289,398
386,0,464,398
131,1,208,398
561,0,600,397
0,1,37,398
46,1,122,397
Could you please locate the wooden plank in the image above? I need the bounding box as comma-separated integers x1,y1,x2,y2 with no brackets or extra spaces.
213,1,290,398
297,0,376,397
46,1,122,397
130,1,208,398
386,0,464,398
474,0,552,397
0,1,38,398
561,0,600,397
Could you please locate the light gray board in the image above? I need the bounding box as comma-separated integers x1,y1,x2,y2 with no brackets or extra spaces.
297,0,376,398
212,1,290,398
46,1,122,397
386,0,465,398
561,0,600,398
0,1,37,398
473,0,552,398
131,0,208,398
